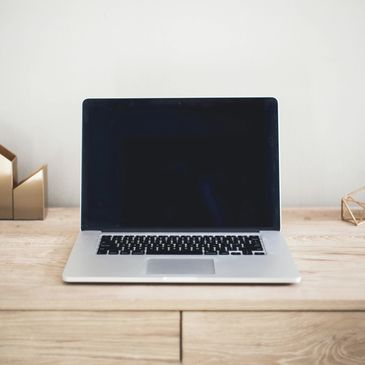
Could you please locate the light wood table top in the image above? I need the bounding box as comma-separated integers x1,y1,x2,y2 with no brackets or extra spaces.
0,207,364,311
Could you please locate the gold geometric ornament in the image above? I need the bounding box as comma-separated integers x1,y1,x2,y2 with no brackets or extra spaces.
0,145,17,219
0,144,47,220
13,165,47,220
341,186,365,226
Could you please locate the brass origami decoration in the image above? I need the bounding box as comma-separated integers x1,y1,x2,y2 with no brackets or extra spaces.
341,186,365,226
0,145,17,219
0,144,47,220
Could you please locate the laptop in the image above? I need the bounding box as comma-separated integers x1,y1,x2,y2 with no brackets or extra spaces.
63,97,301,283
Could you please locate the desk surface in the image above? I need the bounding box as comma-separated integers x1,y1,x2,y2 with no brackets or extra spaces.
0,207,364,311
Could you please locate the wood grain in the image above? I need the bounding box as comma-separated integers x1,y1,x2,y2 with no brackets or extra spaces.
0,208,364,311
0,311,180,365
183,311,365,365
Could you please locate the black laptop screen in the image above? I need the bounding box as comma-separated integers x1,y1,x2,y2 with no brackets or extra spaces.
81,98,280,231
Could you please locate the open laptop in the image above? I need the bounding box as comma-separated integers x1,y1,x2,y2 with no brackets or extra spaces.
63,97,301,283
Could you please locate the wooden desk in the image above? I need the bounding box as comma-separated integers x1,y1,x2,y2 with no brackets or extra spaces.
0,208,364,364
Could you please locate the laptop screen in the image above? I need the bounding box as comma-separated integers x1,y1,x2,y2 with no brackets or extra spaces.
81,98,280,231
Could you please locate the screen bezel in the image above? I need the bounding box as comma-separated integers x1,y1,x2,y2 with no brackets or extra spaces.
81,97,281,232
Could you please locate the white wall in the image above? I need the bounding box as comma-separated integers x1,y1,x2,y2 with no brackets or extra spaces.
1,0,364,207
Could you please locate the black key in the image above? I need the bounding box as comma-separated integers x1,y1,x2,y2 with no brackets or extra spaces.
124,235,134,244
230,252,241,255
254,252,265,255
205,251,217,255
170,236,178,244
253,246,263,251
242,249,253,255
248,237,262,244
108,250,119,255
120,251,130,255
97,249,107,255
99,243,112,249
112,236,122,244
132,237,140,244
132,250,144,255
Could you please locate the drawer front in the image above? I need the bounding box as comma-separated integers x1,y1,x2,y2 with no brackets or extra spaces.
0,311,180,365
183,311,365,365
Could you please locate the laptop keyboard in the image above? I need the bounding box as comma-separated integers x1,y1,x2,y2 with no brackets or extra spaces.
97,235,265,255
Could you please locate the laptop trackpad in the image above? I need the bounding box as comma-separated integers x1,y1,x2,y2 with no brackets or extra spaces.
147,259,215,275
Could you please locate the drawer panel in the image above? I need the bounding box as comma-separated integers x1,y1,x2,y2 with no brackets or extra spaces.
0,311,180,365
183,311,365,365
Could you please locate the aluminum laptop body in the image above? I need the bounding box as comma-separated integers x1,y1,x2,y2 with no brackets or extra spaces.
63,97,301,283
